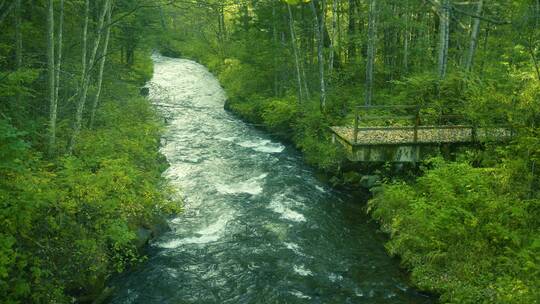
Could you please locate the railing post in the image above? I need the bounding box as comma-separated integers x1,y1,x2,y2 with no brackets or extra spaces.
413,105,420,143
354,107,360,144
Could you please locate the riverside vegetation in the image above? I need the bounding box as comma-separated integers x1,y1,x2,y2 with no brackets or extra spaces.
1,0,539,303
157,0,540,303
0,1,180,302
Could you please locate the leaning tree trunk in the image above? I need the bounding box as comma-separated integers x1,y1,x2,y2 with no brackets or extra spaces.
465,0,483,72
46,0,56,156
310,0,326,112
365,0,377,106
89,1,112,128
288,4,304,104
69,0,110,153
438,0,450,79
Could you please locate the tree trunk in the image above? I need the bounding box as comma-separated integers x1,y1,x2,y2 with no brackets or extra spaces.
403,0,410,74
15,0,22,69
465,0,483,72
288,4,304,103
54,0,63,125
47,0,56,156
438,0,450,79
0,0,15,25
347,0,357,63
310,0,326,111
365,0,377,106
69,0,110,153
90,1,112,128
329,0,338,75
536,0,539,28
273,3,279,97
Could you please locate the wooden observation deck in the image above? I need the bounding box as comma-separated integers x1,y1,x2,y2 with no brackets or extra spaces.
330,105,513,163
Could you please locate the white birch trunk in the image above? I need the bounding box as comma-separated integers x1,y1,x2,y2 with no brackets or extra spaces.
465,0,483,72
69,0,110,153
438,0,450,79
15,0,22,69
328,0,337,75
288,4,304,103
54,0,63,119
89,1,112,128
310,0,326,111
365,0,377,106
403,0,410,73
47,0,56,155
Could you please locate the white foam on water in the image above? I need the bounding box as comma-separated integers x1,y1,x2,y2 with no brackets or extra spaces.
354,288,364,297
284,242,304,256
384,292,397,299
328,273,343,282
290,290,311,299
216,174,267,195
215,135,236,142
315,185,326,193
268,199,306,222
293,265,313,277
237,139,285,154
158,215,231,248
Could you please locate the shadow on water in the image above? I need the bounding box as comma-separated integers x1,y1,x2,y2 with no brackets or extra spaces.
107,54,437,304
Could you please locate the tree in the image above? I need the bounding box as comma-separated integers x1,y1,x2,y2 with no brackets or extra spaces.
47,0,56,155
90,1,113,128
465,0,484,71
365,0,377,106
310,0,326,111
438,0,451,79
69,0,110,153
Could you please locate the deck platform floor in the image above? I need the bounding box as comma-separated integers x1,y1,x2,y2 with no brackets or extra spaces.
331,126,512,146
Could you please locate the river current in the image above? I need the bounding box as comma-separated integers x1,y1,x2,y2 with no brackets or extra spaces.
108,55,434,304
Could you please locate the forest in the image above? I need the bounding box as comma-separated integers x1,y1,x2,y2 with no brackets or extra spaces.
1,0,539,303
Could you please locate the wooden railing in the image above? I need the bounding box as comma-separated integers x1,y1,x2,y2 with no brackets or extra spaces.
351,104,510,144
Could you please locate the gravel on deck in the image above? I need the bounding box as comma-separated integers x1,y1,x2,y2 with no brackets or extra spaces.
331,126,512,145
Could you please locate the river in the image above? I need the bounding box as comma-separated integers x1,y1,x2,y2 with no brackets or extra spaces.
107,55,434,304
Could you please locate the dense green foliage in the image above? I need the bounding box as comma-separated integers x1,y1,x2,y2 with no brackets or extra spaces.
1,0,539,302
368,156,540,303
0,91,178,303
0,1,178,302
157,0,540,302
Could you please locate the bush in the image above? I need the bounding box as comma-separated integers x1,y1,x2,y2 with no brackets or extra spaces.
368,158,540,303
0,96,180,303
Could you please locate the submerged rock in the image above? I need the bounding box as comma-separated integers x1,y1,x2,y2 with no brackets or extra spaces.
360,175,381,189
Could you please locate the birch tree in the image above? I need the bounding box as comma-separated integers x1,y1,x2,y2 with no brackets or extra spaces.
438,0,450,79
310,0,326,111
328,0,338,75
465,0,484,71
15,0,22,70
287,3,304,103
69,0,110,153
90,1,113,128
47,0,56,155
54,0,64,122
365,0,377,106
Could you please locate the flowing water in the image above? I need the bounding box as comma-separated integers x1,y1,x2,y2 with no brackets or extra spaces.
108,55,434,304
